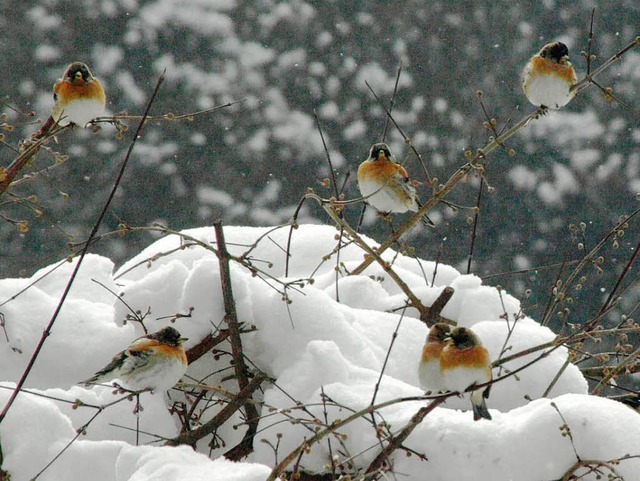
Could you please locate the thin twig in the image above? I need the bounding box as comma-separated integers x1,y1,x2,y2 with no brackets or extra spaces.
598,235,640,317
540,255,572,328
92,99,245,124
481,259,580,281
381,63,403,142
313,110,339,200
319,386,337,478
551,207,640,332
313,109,344,302
91,278,148,333
585,8,596,76
466,177,484,275
368,302,427,474
550,402,580,460
284,198,306,277
365,81,432,183
33,389,147,478
542,358,571,398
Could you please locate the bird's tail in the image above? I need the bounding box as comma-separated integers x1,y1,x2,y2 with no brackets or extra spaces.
420,214,436,228
415,199,436,227
471,389,492,421
79,371,106,386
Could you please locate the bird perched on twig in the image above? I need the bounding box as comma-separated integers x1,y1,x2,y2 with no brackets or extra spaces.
418,323,451,394
52,61,106,127
522,41,577,111
357,142,434,226
440,326,493,421
81,326,188,393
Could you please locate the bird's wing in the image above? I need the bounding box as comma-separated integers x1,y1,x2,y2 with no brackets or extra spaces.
391,166,417,197
53,80,63,102
81,350,128,384
394,163,410,180
81,347,152,385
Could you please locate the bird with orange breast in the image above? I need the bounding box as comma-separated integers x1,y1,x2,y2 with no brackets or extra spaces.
81,326,188,393
522,41,577,111
440,326,493,421
357,142,434,226
418,323,451,394
52,61,106,127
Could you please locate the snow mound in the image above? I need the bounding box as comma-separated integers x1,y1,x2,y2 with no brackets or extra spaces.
1,224,636,481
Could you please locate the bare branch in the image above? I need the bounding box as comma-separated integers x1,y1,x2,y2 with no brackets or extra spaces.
165,372,267,447
213,220,261,460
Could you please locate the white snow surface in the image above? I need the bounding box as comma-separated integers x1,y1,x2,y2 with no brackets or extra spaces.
1,224,639,481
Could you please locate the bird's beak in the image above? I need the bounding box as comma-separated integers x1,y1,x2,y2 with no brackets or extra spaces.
376,150,386,160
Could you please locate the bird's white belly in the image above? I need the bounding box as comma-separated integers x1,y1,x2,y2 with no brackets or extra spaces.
121,356,187,392
524,74,574,109
359,178,412,213
56,98,105,127
418,360,446,392
442,366,489,393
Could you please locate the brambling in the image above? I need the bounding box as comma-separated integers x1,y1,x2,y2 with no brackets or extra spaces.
357,143,434,226
522,42,577,110
81,326,188,393
440,327,492,421
418,323,451,394
52,62,106,127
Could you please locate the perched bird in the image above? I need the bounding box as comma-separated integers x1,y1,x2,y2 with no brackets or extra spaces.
81,326,188,393
52,61,106,127
440,327,493,421
418,323,451,393
357,143,434,226
522,41,577,110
